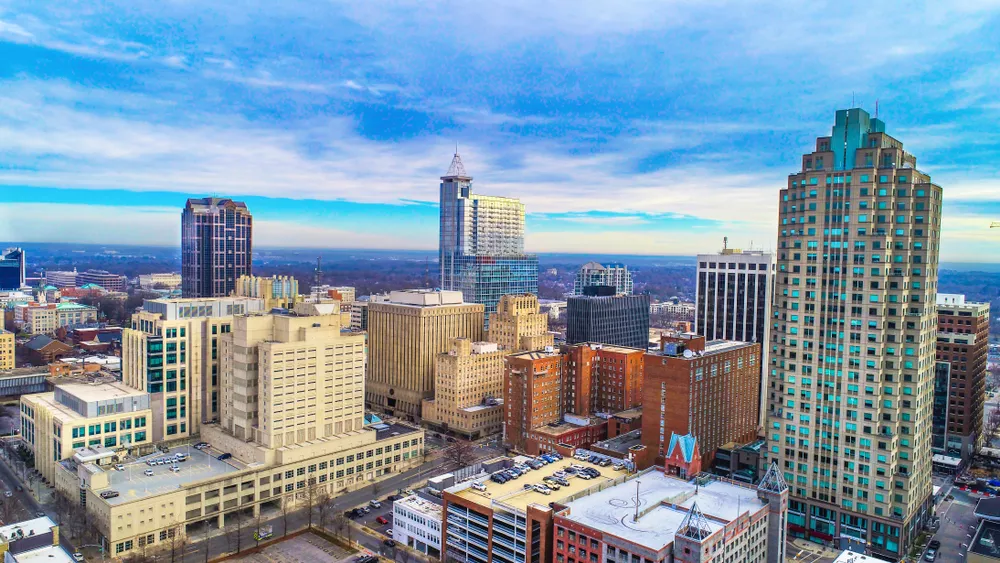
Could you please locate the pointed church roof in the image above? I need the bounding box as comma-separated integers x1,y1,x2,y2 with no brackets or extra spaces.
443,152,471,179
677,502,714,541
667,433,698,463
758,461,789,493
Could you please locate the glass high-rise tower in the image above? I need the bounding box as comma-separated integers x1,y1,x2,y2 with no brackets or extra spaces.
767,108,940,558
439,153,538,328
182,197,253,298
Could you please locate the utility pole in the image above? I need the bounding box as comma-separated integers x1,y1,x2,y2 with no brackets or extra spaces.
633,480,641,522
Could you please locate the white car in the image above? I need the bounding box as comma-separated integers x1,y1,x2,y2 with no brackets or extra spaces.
3,491,11,498
72,553,85,562
471,482,487,492
370,500,382,509
144,469,154,477
171,465,180,473
114,464,125,471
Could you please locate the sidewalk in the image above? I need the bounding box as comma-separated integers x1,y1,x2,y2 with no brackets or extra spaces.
788,538,841,560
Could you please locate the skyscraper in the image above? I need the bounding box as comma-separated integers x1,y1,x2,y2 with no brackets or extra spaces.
0,248,25,291
695,246,774,425
181,197,253,298
566,287,649,349
573,261,633,295
767,108,940,557
439,153,538,328
934,293,990,460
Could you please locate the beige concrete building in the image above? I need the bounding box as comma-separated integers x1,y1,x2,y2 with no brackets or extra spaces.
421,339,505,439
234,275,301,310
122,297,265,441
486,294,553,352
138,273,182,290
219,303,365,447
767,108,939,558
35,304,425,559
14,302,98,335
20,381,152,484
367,290,483,418
0,330,13,370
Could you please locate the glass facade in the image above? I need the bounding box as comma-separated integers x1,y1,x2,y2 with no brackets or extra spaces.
0,247,25,291
439,154,537,328
931,361,950,454
565,294,650,349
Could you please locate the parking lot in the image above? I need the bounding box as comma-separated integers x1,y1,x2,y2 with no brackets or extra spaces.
348,493,403,537
232,532,356,563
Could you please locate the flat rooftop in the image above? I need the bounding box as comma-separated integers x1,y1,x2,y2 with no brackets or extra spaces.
558,470,765,552
508,349,560,361
971,520,1000,559
592,429,642,455
372,422,421,441
448,456,617,512
95,445,240,505
574,342,645,355
58,381,145,402
0,516,55,542
11,545,76,563
532,418,602,437
832,551,892,563
396,493,443,518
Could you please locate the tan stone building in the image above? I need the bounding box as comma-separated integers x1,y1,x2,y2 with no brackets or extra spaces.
421,339,505,439
219,303,365,447
122,297,265,441
234,275,301,310
367,290,483,418
34,304,425,559
487,294,553,352
0,330,13,370
767,108,939,557
20,381,153,484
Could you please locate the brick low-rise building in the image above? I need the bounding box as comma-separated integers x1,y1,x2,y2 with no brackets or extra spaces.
642,333,760,468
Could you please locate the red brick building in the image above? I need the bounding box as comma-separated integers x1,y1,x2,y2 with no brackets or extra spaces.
504,343,646,455
935,294,991,459
642,333,760,467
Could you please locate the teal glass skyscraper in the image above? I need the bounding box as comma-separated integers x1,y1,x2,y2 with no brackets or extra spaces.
439,153,538,328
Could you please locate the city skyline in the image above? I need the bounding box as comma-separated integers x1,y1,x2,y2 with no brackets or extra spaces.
0,3,999,260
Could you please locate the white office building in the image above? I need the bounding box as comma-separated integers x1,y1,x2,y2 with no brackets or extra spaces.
393,494,443,558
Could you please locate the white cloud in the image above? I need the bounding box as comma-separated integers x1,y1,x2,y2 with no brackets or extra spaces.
0,19,34,40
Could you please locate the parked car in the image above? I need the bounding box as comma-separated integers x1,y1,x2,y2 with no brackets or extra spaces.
924,548,937,561
35,511,46,518
3,491,11,498
370,500,382,508
99,490,120,499
472,482,487,492
533,485,551,495
193,442,209,450
171,465,180,473
928,540,941,551
577,472,593,480
72,553,85,562
144,469,154,476
113,464,125,471
383,539,396,547
376,516,390,525
217,453,232,461
362,506,371,514
599,458,612,467
386,529,393,536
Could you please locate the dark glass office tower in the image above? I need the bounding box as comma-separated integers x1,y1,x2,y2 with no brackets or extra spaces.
566,287,649,349
181,198,253,298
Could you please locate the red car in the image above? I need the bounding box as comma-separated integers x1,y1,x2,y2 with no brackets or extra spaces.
376,516,389,525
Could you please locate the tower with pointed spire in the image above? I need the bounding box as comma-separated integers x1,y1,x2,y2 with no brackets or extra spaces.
439,152,538,329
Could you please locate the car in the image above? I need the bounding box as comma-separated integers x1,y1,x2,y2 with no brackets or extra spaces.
113,464,125,471
171,465,180,473
386,529,393,536
577,472,593,480
35,511,45,518
587,468,602,477
928,540,941,550
99,490,120,499
362,506,371,514
472,482,487,492
563,467,577,475
344,510,355,518
356,556,379,563
14,486,22,492
175,452,188,460
543,481,560,490
376,516,389,525
523,483,534,490
194,442,209,450
533,485,551,495
144,469,154,476
924,548,937,561
553,471,567,478
383,539,396,547
370,500,382,508
554,477,570,487
72,553,85,562
599,458,612,467
217,453,232,461
3,491,11,498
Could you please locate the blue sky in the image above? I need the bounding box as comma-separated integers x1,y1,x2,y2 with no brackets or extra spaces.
0,1,999,260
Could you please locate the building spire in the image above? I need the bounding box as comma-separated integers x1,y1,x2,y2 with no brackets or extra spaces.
444,151,470,179
677,502,713,541
758,461,789,493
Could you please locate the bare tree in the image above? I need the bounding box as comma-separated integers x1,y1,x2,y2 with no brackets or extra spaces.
0,498,16,523
224,511,244,556
168,530,180,563
333,514,353,547
203,520,212,563
254,508,264,549
443,440,476,469
315,486,333,531
304,479,317,528
280,494,292,537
